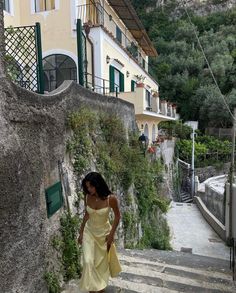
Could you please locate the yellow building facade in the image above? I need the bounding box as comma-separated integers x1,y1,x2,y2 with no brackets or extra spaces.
4,0,177,143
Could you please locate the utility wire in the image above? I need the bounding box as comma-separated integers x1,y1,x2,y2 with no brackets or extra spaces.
180,0,235,121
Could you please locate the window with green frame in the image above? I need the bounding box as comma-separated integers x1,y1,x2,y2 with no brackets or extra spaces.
109,65,124,93
131,80,137,92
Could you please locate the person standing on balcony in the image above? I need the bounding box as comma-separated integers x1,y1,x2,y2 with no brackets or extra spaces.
78,172,121,293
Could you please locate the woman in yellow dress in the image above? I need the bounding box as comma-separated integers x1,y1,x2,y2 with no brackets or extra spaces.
78,172,122,293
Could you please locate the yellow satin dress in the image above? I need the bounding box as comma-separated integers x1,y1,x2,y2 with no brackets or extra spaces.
79,201,121,292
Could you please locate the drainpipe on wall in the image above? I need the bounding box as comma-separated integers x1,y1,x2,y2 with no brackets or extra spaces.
77,19,84,87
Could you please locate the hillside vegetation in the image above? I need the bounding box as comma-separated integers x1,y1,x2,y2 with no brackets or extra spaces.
132,0,236,129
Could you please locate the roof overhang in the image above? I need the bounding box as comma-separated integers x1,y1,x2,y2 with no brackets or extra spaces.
107,0,157,57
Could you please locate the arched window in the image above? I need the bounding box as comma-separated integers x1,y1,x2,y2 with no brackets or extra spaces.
43,54,77,92
144,124,149,139
152,124,156,143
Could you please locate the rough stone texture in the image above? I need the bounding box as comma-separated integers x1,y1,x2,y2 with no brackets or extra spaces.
0,78,136,293
0,1,5,78
62,249,234,293
195,163,230,183
197,175,227,224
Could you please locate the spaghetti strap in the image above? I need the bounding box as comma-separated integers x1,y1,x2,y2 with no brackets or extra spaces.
107,195,110,207
85,194,88,206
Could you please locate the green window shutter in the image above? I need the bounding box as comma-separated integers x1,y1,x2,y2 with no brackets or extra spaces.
109,65,115,92
45,182,63,218
119,72,124,92
131,80,136,92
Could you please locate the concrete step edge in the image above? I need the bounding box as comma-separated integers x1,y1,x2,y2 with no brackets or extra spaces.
120,249,230,273
119,259,232,283
119,265,234,292
109,278,180,293
119,255,232,281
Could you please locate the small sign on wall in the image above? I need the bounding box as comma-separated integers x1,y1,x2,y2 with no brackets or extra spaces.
45,181,63,218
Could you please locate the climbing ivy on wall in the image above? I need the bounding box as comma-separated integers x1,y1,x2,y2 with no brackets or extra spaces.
67,107,170,249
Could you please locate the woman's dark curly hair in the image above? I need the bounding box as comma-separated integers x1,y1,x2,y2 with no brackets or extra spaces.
82,172,112,199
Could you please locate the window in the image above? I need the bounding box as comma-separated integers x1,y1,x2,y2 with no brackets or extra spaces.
145,90,152,110
43,54,77,92
35,0,55,12
131,80,137,92
109,65,124,93
3,0,10,13
116,26,122,44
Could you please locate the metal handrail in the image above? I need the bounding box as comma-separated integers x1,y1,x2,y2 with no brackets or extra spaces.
84,72,119,97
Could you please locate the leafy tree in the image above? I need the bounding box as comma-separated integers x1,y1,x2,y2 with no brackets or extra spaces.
131,1,236,129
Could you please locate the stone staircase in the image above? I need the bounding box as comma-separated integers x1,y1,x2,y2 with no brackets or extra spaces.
180,192,193,203
62,249,235,293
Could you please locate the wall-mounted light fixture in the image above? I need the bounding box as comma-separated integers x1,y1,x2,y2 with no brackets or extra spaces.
126,71,130,78
106,55,111,64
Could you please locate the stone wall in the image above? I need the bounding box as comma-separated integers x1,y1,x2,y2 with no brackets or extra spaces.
0,79,136,293
195,164,229,225
0,1,5,78
195,162,230,183
197,175,226,224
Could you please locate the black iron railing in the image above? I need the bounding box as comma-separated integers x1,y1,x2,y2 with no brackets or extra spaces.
84,72,119,97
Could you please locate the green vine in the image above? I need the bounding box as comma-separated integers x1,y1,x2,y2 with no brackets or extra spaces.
60,212,82,281
67,108,171,250
44,272,61,293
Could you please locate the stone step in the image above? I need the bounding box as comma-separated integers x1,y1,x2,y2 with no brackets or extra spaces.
119,259,232,285
62,249,235,293
182,198,193,203
116,263,234,292
119,249,231,274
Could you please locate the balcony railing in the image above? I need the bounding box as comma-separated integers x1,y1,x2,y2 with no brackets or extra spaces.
84,72,119,97
76,3,149,72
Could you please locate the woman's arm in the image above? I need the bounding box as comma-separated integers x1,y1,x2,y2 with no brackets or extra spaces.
78,196,89,244
106,195,121,250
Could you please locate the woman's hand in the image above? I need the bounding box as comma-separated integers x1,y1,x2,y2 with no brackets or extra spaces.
78,233,83,245
105,233,114,251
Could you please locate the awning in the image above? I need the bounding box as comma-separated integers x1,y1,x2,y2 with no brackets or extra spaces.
107,0,157,57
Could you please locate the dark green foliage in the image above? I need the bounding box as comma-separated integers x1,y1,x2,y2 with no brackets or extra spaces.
159,121,192,139
131,2,236,129
67,108,170,250
138,214,172,250
176,135,231,167
60,213,81,281
44,272,61,293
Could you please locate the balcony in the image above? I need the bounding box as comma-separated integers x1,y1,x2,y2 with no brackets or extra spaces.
76,3,149,72
119,86,177,121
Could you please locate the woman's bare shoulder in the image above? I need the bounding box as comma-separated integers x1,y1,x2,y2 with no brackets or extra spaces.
109,194,118,205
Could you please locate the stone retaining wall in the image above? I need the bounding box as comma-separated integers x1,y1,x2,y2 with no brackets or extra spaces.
197,175,226,225
0,79,136,293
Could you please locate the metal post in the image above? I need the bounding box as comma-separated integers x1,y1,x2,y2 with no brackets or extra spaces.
77,19,84,87
229,108,236,245
191,127,195,198
102,79,105,95
35,22,44,94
